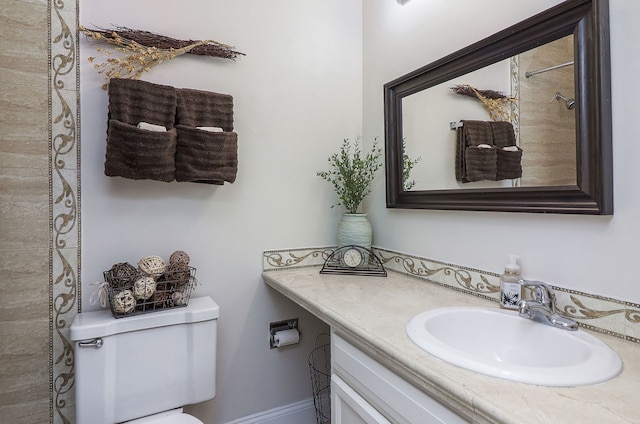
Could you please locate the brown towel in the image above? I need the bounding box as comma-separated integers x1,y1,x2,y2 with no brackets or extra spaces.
490,121,522,179
463,120,493,146
496,147,523,180
174,125,238,184
456,120,493,182
489,121,516,148
104,120,177,182
455,128,466,182
176,88,234,131
108,78,177,129
465,146,497,182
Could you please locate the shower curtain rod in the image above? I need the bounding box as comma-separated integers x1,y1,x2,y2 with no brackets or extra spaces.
525,61,574,78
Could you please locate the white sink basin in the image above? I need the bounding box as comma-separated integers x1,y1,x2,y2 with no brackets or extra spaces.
406,307,622,386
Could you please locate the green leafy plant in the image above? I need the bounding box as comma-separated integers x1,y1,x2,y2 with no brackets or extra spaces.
402,139,421,191
317,137,383,214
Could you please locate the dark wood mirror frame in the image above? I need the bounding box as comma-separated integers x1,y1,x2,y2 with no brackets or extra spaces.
384,0,612,214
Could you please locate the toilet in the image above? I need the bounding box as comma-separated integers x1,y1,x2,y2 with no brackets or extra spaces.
70,296,219,424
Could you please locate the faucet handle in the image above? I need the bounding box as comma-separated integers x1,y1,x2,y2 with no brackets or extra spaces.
519,280,556,309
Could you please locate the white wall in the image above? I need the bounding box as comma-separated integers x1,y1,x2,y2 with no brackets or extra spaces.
363,0,640,304
79,1,362,422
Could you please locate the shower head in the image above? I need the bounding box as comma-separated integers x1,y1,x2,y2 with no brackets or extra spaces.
555,92,576,110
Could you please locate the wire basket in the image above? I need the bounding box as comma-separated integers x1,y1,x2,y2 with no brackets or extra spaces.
104,266,196,318
309,335,331,424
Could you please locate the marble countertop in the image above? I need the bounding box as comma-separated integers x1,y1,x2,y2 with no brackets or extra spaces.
263,267,640,424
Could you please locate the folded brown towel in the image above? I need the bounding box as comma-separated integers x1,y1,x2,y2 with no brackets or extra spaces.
108,78,177,129
490,121,521,179
465,146,497,182
176,88,234,131
104,80,238,184
462,120,493,146
175,125,238,184
489,121,516,148
456,121,493,182
105,120,177,182
455,128,466,182
496,147,523,180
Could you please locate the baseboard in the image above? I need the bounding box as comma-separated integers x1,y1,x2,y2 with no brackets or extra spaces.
222,398,316,424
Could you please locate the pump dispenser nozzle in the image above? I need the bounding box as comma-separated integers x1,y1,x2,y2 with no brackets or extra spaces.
506,255,520,273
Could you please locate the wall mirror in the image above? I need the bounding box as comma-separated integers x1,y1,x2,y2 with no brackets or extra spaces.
384,0,612,214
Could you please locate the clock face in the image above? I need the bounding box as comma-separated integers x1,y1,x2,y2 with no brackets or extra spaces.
343,248,363,268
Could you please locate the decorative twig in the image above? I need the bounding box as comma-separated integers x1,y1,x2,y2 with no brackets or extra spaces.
80,25,245,88
450,84,508,100
450,84,516,121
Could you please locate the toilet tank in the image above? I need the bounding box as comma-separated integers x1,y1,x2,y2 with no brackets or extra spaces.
70,296,219,424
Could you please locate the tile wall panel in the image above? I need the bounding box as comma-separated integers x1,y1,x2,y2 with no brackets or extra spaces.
0,1,53,423
49,1,80,422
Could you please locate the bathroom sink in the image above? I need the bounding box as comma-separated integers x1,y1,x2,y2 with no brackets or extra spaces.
406,307,622,386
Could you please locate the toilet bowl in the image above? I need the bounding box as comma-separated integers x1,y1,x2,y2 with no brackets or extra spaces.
70,296,219,424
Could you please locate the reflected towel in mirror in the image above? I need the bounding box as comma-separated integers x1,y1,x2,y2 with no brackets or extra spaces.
456,120,493,182
489,121,516,147
456,120,522,182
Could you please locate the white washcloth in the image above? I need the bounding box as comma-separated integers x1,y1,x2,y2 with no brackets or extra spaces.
477,144,493,149
502,146,519,152
137,122,167,132
196,126,224,132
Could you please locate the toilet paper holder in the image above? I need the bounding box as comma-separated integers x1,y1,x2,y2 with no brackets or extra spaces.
269,318,299,349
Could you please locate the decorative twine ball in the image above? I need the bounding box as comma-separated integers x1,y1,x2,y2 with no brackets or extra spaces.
113,289,136,314
167,261,191,286
133,276,157,300
152,283,169,307
106,262,137,288
169,250,190,266
155,275,177,296
138,255,167,279
172,291,188,306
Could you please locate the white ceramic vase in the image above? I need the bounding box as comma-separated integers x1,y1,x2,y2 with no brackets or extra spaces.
337,213,372,251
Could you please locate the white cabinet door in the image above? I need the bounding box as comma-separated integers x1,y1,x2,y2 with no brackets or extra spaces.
332,374,391,424
332,333,470,424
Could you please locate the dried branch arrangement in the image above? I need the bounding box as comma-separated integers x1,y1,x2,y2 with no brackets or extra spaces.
80,25,245,88
450,84,516,121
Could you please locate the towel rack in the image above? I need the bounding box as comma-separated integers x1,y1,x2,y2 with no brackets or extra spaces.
525,61,574,78
450,121,463,130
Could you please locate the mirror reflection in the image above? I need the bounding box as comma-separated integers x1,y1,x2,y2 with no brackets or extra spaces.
385,0,612,214
403,35,576,191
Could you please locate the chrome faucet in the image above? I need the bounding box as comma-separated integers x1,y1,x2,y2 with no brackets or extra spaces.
518,280,578,331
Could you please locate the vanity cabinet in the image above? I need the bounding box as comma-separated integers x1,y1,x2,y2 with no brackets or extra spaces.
331,333,468,424
332,374,391,424
264,267,639,424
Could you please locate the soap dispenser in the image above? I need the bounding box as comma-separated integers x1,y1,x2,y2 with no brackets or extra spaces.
500,255,522,310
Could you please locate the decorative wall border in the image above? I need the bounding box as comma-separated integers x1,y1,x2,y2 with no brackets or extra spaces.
264,246,640,344
263,247,334,270
49,1,80,423
510,54,520,140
